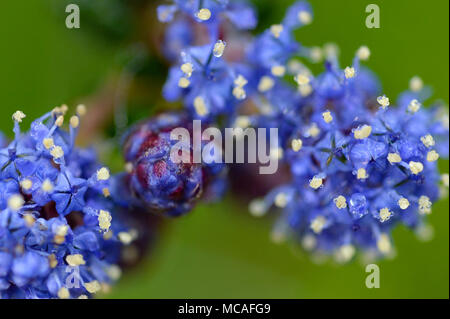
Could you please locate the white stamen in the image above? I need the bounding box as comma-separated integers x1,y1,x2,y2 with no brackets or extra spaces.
309,176,323,189
76,104,87,116
258,76,275,92
420,134,435,148
377,234,391,254
387,153,402,164
418,195,432,215
356,46,371,61
193,96,208,116
354,125,372,139
398,197,410,210
249,199,267,217
55,115,64,127
379,207,392,222
43,137,54,149
98,210,112,231
291,139,303,152
20,179,33,190
409,76,423,92
270,24,283,38
118,232,133,245
307,123,320,138
196,8,211,21
178,77,190,88
84,281,101,294
96,167,110,181
12,110,26,123
409,161,423,175
50,145,64,159
213,40,226,58
298,11,312,25
334,195,347,209
427,150,439,162
41,179,54,192
58,287,70,299
274,193,288,208
310,216,327,234
66,254,86,267
8,194,24,211
70,116,79,128
357,168,368,180
408,99,421,113
344,66,356,79
180,63,193,77
322,111,333,123
377,95,390,109
271,65,286,77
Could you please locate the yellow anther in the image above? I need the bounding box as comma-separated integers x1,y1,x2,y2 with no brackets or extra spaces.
387,153,402,164
354,125,372,139
309,176,323,189
118,232,133,245
298,11,312,24
196,8,211,21
55,115,64,127
98,210,112,231
270,24,283,38
23,214,35,227
322,111,333,123
234,116,250,128
66,254,86,267
427,150,439,162
334,195,347,209
181,63,193,77
50,146,64,159
178,77,190,88
96,167,110,181
310,216,327,234
309,47,323,63
420,134,435,148
377,234,391,254
41,179,54,192
409,161,423,175
357,168,368,180
248,199,267,217
232,86,246,100
356,46,371,61
49,254,58,268
102,187,110,197
307,123,320,138
193,96,208,116
377,95,390,109
442,174,449,187
295,73,310,85
398,197,410,210
58,287,70,299
408,99,421,113
43,137,54,149
298,83,313,97
379,207,392,222
70,116,79,128
274,193,288,208
344,66,356,79
20,179,33,190
76,104,87,116
291,139,303,152
418,195,432,215
258,76,275,92
271,65,286,77
12,110,26,122
8,194,24,211
84,281,101,294
213,40,226,58
409,76,423,92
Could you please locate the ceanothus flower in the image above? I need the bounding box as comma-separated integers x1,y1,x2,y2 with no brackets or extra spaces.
121,112,227,217
0,106,134,299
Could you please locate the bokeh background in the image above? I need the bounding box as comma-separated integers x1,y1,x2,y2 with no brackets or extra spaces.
0,0,448,298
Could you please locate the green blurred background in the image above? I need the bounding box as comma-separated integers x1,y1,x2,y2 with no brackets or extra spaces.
0,0,448,298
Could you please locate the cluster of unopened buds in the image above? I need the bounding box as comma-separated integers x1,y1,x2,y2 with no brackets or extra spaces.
0,0,448,299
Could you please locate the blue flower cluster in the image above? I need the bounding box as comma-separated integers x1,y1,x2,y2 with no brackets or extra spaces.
158,0,449,260
121,112,227,217
0,106,132,298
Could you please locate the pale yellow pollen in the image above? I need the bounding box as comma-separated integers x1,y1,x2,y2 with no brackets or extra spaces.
12,110,26,122
322,111,333,123
379,207,392,223
49,254,58,268
248,199,267,217
234,116,250,128
181,63,194,77
8,194,24,211
55,115,64,127
106,265,122,281
387,153,402,164
271,65,286,77
309,47,323,63
125,162,133,173
354,125,372,139
274,193,288,208
54,235,66,245
408,99,421,113
70,115,79,128
50,146,64,159
66,254,86,267
324,42,340,59
301,234,316,250
57,287,70,299
398,197,410,210
98,210,112,231
418,195,432,215
291,138,303,152
270,24,283,38
76,104,87,116
43,137,54,149
258,76,275,92
420,134,435,148
196,8,211,21
56,225,69,237
234,75,248,88
409,76,423,92
178,77,190,88
356,46,371,61
232,86,246,100
213,40,226,58
193,96,208,116
294,73,310,85
298,83,313,97
309,176,323,189
409,161,424,175
60,104,69,114
377,234,391,254
357,168,368,180
310,216,327,234
377,95,390,109
334,195,347,209
442,174,449,187
23,214,35,227
118,232,133,245
96,167,110,181
20,179,33,190
307,123,320,138
335,244,355,263
344,66,356,79
427,150,439,162
298,10,312,24
84,281,101,294
41,179,54,192
102,187,110,197
78,295,88,299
